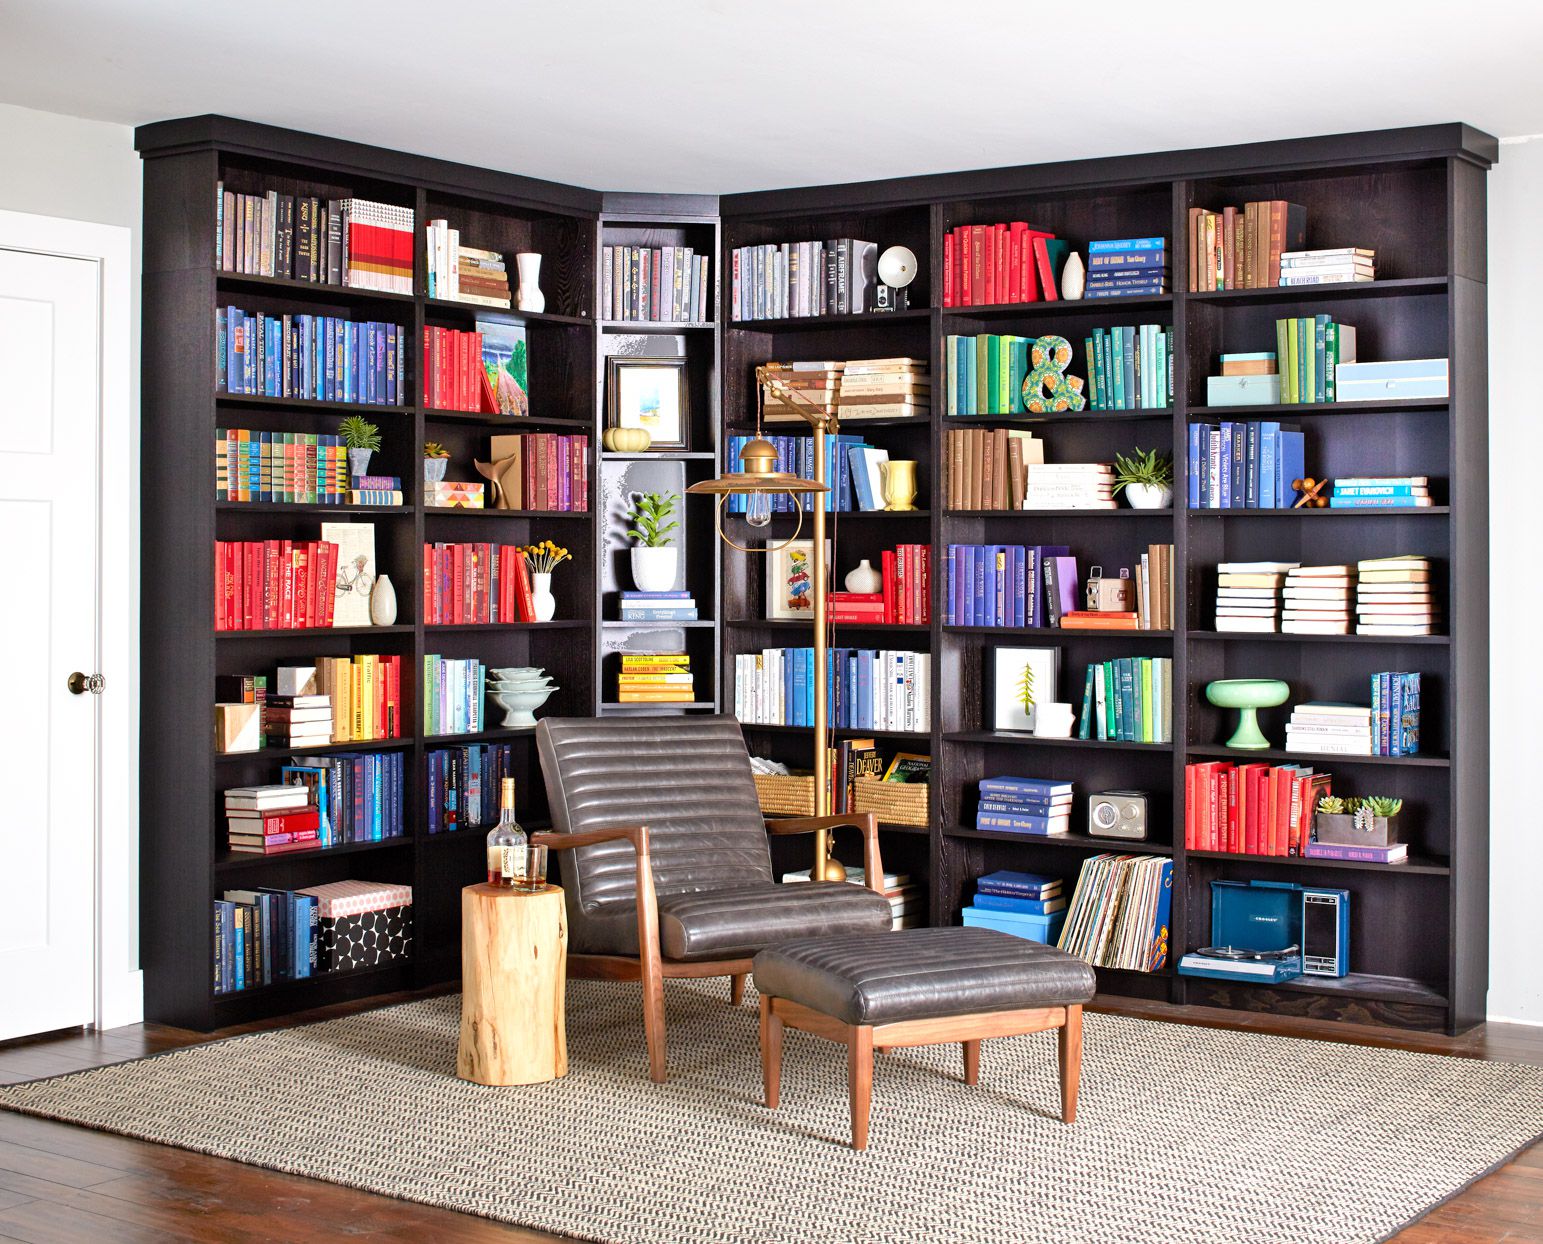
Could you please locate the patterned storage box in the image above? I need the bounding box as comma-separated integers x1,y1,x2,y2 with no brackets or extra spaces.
319,904,413,971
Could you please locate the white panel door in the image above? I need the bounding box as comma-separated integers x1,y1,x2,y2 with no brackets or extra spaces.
0,246,100,1039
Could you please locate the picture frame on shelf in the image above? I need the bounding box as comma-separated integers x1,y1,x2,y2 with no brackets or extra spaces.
478,319,530,417
322,521,377,628
765,538,829,620
606,356,688,450
992,646,1061,733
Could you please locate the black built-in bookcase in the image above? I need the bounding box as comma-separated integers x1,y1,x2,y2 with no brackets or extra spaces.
140,117,1492,1035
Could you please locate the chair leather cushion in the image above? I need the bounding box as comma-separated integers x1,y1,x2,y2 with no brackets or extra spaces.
753,927,1097,1025
657,882,892,962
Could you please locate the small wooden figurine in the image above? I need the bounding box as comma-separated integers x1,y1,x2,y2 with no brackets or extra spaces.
1292,477,1330,508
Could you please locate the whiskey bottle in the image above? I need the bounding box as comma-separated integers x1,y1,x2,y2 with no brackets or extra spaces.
485,777,527,887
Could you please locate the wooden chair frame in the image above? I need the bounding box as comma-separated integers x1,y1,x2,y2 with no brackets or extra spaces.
531,812,884,1084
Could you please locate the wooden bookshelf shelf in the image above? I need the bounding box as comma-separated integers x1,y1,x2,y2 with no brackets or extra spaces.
423,506,591,518
420,409,595,430
942,293,1175,318
948,508,1174,519
426,620,591,632
1187,630,1450,645
214,836,414,873
1195,399,1448,418
1186,276,1448,305
944,626,1175,639
214,738,413,762
599,320,717,332
215,624,415,640
214,270,418,304
215,394,412,416
1185,744,1451,768
946,826,1176,854
727,309,931,331
422,298,593,327
943,731,1172,753
215,503,413,516
944,410,1173,427
742,723,929,741
1184,849,1451,876
727,619,930,633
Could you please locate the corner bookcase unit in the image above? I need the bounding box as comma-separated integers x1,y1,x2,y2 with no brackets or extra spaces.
719,124,1494,1033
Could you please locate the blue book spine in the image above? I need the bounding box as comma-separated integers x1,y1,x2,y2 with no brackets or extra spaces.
1086,250,1169,272
1010,545,1026,628
971,546,987,626
1218,424,1234,508
1329,495,1427,508
1147,863,1174,970
1389,672,1404,758
973,893,1065,915
978,792,1067,810
944,546,956,626
993,547,1007,626
1244,421,1260,508
849,446,873,511
1187,422,1202,509
1088,237,1166,253
1085,279,1169,297
976,815,1065,834
979,776,1070,793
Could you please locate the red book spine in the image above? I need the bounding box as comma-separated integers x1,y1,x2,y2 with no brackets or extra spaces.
919,544,930,624
577,436,590,511
296,543,311,629
421,326,432,405
1208,766,1222,852
231,809,321,835
943,232,954,308
969,226,984,307
1182,764,1194,849
994,225,1009,304
1275,769,1292,857
514,551,535,622
388,654,400,738
322,542,337,626
422,544,434,626
242,542,256,630
1033,237,1058,304
451,545,465,625
983,226,997,306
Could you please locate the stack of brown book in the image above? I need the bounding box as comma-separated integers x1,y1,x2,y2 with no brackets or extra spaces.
945,427,1043,510
837,357,929,421
1282,564,1354,635
1356,556,1436,635
763,361,843,422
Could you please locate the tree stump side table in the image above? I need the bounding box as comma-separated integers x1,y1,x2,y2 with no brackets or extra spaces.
457,882,568,1086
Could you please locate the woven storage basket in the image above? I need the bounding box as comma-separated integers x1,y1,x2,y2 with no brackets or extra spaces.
753,772,816,817
851,776,929,827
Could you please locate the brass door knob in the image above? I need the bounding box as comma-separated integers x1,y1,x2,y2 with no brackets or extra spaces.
67,672,105,695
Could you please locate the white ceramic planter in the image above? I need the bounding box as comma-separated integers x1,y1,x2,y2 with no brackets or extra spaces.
630,546,678,593
1124,482,1174,510
531,572,557,622
515,253,545,313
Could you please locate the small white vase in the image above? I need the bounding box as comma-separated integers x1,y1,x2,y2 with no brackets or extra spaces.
369,573,397,626
1032,702,1076,738
844,559,882,594
1060,252,1086,301
1124,482,1174,510
631,545,678,593
531,571,556,622
515,253,545,313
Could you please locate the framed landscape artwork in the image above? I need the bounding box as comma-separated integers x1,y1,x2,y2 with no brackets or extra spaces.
606,356,688,450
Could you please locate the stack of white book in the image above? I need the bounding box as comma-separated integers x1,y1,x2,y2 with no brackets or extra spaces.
1357,555,1437,635
1285,702,1373,755
1023,463,1115,510
1278,247,1375,286
838,357,929,421
1214,561,1296,633
1282,564,1354,635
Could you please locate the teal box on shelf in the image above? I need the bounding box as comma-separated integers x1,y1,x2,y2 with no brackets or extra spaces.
962,906,1067,945
1176,880,1304,984
1206,374,1282,406
1334,358,1449,401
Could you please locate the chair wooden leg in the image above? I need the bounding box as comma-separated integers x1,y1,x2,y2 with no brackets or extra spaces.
847,1025,873,1151
639,954,668,1084
760,995,782,1109
730,973,747,1006
1058,1004,1082,1124
963,1038,980,1086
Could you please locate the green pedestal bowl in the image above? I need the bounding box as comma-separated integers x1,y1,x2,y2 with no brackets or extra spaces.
1205,678,1290,750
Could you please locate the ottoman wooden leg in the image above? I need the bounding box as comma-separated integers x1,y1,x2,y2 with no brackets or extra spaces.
847,1025,874,1150
963,1039,980,1086
1058,1004,1083,1124
760,995,783,1109
730,973,747,1006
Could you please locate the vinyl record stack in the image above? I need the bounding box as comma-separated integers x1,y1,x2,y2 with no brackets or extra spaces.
1281,564,1354,635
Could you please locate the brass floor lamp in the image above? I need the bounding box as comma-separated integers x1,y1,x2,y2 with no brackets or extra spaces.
686,363,848,881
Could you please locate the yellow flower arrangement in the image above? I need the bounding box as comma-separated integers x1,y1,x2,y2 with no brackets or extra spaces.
519,540,572,575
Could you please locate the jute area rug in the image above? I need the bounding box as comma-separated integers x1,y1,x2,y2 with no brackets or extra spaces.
2,977,1541,1244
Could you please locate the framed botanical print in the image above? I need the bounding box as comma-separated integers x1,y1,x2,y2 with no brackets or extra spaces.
992,646,1060,733
605,357,688,450
765,538,830,620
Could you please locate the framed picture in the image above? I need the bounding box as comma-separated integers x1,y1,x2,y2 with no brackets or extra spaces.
321,521,377,628
606,357,688,450
992,646,1061,733
765,538,830,620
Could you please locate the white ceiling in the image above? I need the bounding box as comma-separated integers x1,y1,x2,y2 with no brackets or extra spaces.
2,0,1541,194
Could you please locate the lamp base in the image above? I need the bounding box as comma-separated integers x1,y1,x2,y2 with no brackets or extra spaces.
814,855,848,883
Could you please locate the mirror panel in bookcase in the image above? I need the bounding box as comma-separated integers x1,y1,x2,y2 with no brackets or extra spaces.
943,420,1174,505
422,308,596,424
600,330,716,450
1184,291,1448,408
724,206,932,311
599,457,691,596
939,182,1174,268
600,625,717,711
423,191,594,319
1184,161,1448,283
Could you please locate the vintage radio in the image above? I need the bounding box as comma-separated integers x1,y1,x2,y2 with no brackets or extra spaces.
1088,790,1149,840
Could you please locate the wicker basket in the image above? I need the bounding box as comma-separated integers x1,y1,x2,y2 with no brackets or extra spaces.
851,776,929,828
753,771,817,818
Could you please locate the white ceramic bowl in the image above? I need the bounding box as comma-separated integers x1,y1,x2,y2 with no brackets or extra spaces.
489,685,556,729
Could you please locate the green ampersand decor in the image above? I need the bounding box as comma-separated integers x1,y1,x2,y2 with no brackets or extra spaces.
1022,335,1087,413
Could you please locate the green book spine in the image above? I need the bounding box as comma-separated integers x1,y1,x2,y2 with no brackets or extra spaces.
1093,330,1108,411
1166,325,1175,403
1110,329,1125,410
964,336,977,415
1326,321,1338,402
985,336,1000,415
975,335,989,415
1297,318,1311,404
1084,337,1097,410
1077,664,1095,739
1105,660,1118,740
998,336,1014,413
1275,319,1292,403
1140,658,1153,743
1314,314,1329,403
945,334,959,416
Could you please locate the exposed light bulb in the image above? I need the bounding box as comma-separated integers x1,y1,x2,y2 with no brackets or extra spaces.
745,492,772,528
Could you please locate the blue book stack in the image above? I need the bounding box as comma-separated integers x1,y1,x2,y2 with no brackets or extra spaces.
973,775,1074,836
1083,238,1169,299
961,868,1068,944
619,590,698,621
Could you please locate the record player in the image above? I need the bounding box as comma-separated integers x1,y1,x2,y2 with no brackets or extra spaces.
1177,880,1305,984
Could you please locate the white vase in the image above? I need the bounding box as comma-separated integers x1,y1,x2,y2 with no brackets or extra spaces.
631,546,678,593
844,559,882,594
531,571,556,622
1124,482,1174,510
1032,702,1076,738
369,573,397,626
1060,252,1086,301
515,253,545,313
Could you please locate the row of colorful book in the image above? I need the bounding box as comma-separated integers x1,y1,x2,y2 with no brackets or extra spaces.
730,238,878,320
1187,200,1306,291
1284,672,1422,758
942,222,1066,308
425,221,510,307
616,652,696,704
1274,316,1357,403
762,358,928,423
422,543,540,625
423,655,487,737
1183,761,1329,856
481,432,590,512
972,775,1074,837
961,869,1067,943
283,751,405,847
1275,248,1375,286
216,430,398,505
828,545,930,625
619,591,698,622
422,326,496,412
216,308,406,404
943,334,1067,415
426,743,516,834
1084,325,1174,410
216,188,413,292
732,648,930,733
941,544,1171,630
602,245,712,323
214,539,339,631
723,434,891,513
1075,658,1173,743
1329,477,1436,510
1057,854,1173,971
1187,420,1306,510
944,426,1042,510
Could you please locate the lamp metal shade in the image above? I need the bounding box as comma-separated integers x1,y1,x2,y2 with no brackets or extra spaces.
684,436,829,496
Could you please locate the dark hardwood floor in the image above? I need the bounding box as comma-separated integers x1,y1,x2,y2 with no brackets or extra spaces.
0,987,1539,1242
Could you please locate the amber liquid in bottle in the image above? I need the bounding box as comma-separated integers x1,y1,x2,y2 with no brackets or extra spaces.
485,777,526,887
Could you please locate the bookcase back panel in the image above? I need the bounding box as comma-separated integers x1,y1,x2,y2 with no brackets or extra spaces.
424,194,596,319
600,330,716,448
1182,517,1451,588
219,155,417,212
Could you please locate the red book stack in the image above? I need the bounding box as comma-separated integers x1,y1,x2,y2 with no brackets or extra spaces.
1183,761,1332,856
224,784,321,855
942,222,1057,308
829,545,931,624
421,326,492,412
422,543,537,625
214,539,339,631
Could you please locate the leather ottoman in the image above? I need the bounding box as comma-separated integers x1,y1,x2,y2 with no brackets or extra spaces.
752,927,1097,1149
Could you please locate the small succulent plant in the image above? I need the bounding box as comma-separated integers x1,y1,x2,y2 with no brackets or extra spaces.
424,441,451,458
1317,795,1346,815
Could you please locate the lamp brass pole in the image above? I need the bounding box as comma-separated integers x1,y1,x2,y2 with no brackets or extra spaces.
686,363,846,882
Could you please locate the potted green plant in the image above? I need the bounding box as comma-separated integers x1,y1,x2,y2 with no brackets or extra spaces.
339,415,382,479
1314,795,1403,847
1112,447,1174,510
624,491,679,592
424,441,451,484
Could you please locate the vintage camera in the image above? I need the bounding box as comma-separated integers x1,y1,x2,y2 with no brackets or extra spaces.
1089,790,1149,840
1085,566,1136,612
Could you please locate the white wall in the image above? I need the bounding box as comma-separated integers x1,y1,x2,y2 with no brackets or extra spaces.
1484,136,1543,1023
0,103,142,1013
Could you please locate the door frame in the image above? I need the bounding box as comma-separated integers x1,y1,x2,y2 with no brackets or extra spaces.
0,208,140,1030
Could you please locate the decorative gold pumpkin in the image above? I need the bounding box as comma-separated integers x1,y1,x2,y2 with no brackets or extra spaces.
603,426,652,453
